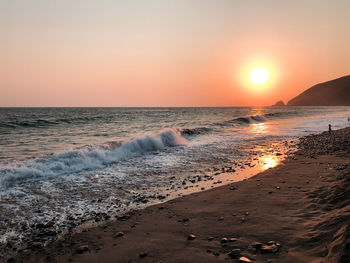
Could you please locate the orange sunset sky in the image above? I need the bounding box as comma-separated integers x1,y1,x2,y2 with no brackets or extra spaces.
1,0,350,107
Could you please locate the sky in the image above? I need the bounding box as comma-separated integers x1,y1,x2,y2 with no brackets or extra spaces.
1,0,350,107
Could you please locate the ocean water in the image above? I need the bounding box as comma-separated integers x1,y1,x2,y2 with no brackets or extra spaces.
1,106,350,248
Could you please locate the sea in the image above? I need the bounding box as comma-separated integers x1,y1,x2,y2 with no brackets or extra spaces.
1,106,350,249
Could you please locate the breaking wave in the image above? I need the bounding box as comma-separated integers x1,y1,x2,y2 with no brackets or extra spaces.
264,111,302,119
0,128,187,189
216,115,267,126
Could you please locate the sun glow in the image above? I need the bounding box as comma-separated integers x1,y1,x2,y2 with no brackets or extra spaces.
249,67,269,85
238,60,278,94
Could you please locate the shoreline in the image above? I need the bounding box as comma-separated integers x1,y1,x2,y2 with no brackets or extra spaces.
7,128,350,262
0,136,295,260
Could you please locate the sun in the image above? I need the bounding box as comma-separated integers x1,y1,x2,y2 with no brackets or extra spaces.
238,60,278,94
249,67,269,85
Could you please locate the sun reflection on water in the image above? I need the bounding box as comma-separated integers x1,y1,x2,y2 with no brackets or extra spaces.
251,122,268,134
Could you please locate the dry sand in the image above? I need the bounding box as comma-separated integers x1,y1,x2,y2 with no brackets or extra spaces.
10,128,350,263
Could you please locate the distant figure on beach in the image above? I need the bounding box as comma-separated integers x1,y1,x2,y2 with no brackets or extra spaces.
329,124,332,133
348,116,349,122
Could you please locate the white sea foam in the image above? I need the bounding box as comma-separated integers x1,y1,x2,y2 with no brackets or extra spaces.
0,128,187,189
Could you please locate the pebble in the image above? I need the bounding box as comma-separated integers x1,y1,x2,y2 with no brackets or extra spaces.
251,242,263,249
139,251,148,258
118,215,130,221
228,248,241,259
260,244,279,253
220,237,228,243
256,241,281,253
187,234,196,240
239,256,253,263
113,232,124,238
76,245,89,254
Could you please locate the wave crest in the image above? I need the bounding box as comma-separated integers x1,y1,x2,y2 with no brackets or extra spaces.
181,127,212,136
216,115,267,126
0,128,187,189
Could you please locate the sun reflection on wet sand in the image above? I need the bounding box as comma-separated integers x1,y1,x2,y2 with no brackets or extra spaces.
260,155,279,170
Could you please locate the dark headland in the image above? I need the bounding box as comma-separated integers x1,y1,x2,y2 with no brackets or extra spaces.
287,75,350,106
12,128,350,263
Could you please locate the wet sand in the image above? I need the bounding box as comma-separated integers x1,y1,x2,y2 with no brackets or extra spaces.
10,128,350,263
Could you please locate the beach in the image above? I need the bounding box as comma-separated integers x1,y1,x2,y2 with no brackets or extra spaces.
2,0,350,262
8,127,349,263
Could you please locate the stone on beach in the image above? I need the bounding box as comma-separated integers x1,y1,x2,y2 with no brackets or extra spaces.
251,241,263,249
75,245,89,254
187,234,196,240
267,241,281,246
139,251,148,258
113,232,124,238
260,241,281,253
228,248,241,259
250,241,281,254
260,244,279,253
117,215,130,221
239,256,253,263
220,237,228,243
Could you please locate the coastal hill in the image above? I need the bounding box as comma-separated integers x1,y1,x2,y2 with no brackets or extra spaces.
287,75,350,106
273,100,285,106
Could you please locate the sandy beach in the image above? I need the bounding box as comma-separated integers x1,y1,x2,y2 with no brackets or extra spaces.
2,0,350,262
7,127,350,263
